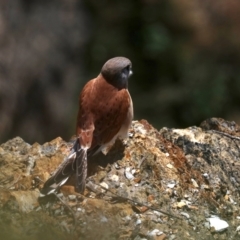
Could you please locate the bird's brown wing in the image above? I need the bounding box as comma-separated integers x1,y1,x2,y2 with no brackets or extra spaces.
94,88,131,145
76,76,131,149
76,79,95,148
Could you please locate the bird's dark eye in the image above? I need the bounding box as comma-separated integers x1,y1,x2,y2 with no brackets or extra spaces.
126,65,133,76
125,65,132,73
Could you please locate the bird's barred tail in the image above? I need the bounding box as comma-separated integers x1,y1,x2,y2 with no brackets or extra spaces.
40,140,87,196
75,148,88,193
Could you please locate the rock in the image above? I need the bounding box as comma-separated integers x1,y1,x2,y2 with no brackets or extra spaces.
125,167,134,180
207,215,229,232
2,190,39,213
1,118,240,239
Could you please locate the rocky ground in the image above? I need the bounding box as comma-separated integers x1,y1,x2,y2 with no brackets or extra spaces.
1,118,240,240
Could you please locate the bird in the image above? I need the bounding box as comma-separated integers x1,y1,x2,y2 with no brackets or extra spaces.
40,56,133,196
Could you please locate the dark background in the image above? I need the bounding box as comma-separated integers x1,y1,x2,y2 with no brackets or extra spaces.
0,0,240,144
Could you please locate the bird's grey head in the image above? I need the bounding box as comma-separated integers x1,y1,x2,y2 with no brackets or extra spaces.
101,57,132,89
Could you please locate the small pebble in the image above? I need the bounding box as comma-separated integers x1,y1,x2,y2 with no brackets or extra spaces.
236,226,240,232
125,167,134,180
136,219,142,225
180,212,190,219
100,216,108,223
68,195,76,201
100,182,109,189
147,229,163,236
110,174,119,182
207,215,229,232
